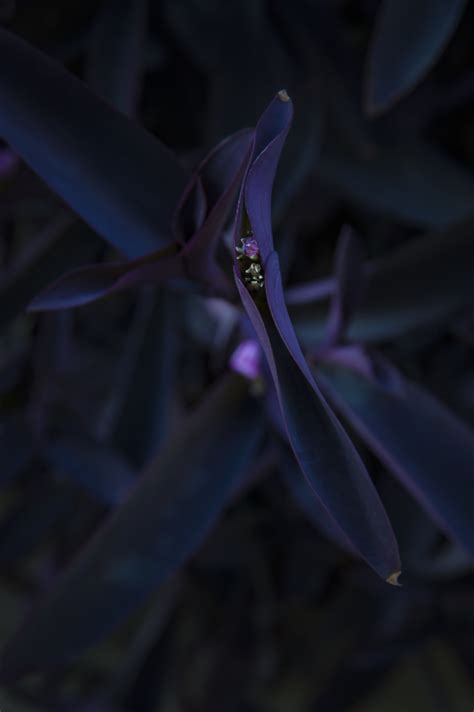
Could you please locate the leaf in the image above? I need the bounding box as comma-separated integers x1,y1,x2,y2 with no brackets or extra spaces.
102,289,178,467
0,28,189,258
325,225,365,346
46,436,136,505
28,129,254,311
0,373,262,678
0,221,102,329
237,270,400,581
278,446,357,556
85,0,148,115
28,245,184,311
289,220,474,345
233,92,400,581
318,137,474,228
317,351,474,559
366,0,468,115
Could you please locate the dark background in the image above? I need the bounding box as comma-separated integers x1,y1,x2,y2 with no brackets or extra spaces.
0,1,474,710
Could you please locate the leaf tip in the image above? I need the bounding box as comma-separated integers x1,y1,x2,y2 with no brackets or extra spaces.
386,570,402,587
277,89,290,103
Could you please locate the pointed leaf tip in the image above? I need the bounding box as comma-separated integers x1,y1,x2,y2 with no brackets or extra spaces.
386,570,402,586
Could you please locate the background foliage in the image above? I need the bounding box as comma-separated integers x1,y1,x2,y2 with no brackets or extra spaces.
0,0,474,710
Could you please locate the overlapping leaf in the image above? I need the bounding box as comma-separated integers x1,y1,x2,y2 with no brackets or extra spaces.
233,93,400,581
366,0,468,114
0,374,262,678
289,220,474,345
0,27,188,258
29,129,254,310
317,350,474,559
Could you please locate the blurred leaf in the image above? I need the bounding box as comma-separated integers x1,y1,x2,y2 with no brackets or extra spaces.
366,0,468,115
0,27,188,258
318,137,474,228
0,480,81,564
234,93,400,581
317,351,474,559
46,436,136,505
290,220,474,345
0,220,101,328
85,0,148,116
0,373,262,678
0,419,33,488
103,289,178,467
325,225,365,347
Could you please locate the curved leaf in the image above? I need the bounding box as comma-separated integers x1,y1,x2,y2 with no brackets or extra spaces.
28,246,184,311
0,28,188,258
0,374,262,679
366,0,468,114
317,352,474,559
233,93,400,581
29,129,254,311
289,221,474,345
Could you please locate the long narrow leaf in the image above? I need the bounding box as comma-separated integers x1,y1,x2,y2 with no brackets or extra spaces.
366,0,468,114
0,28,188,257
317,353,474,559
0,373,262,678
233,93,400,581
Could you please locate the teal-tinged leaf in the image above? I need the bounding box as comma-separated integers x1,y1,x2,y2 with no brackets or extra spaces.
0,28,189,258
290,221,474,346
317,353,474,559
318,138,474,228
0,374,262,678
366,0,468,115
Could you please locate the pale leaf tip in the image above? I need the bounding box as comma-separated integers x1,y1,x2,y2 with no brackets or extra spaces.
386,570,402,587
277,89,290,102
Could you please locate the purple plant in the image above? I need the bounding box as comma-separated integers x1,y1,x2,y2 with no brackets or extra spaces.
0,3,473,708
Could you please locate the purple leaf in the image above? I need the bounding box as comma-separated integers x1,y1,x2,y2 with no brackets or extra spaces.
366,0,468,115
318,350,474,560
0,28,188,257
183,128,255,260
29,128,254,311
28,246,184,311
289,220,474,345
232,92,400,582
0,374,262,679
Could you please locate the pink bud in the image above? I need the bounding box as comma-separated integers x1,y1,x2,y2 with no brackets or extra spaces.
230,339,261,380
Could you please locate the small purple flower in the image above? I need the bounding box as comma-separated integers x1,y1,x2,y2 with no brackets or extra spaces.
235,237,259,260
229,339,261,380
241,237,259,258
